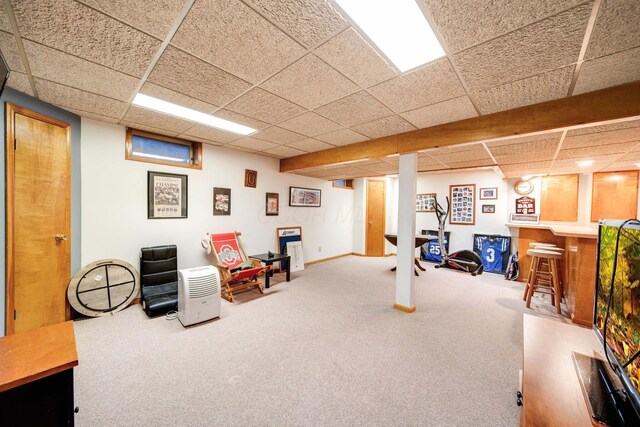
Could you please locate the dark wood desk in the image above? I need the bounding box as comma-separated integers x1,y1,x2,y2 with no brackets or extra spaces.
384,234,437,275
250,253,291,289
522,314,603,426
0,321,78,425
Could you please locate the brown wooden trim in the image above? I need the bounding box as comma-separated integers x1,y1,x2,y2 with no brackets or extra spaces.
280,81,640,172
5,103,72,335
351,252,365,256
393,303,416,313
304,253,352,266
125,127,203,170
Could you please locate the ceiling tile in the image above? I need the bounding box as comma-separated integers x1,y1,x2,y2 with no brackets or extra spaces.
315,27,397,88
77,0,187,40
228,137,279,151
315,128,369,146
278,111,342,136
260,151,287,159
244,0,346,48
225,87,306,124
122,106,194,134
35,78,128,119
421,0,586,53
120,120,180,137
473,66,574,114
555,141,638,160
0,2,12,32
171,0,305,84
601,162,640,172
13,0,161,77
263,145,306,158
573,46,640,95
453,4,592,91
183,124,245,144
401,95,477,129
252,126,306,144
369,58,465,112
6,72,34,96
585,0,640,60
315,91,393,127
0,31,25,73
225,145,257,154
178,134,223,147
445,159,496,169
24,40,138,101
148,46,251,106
428,144,492,165
67,108,120,123
213,108,270,131
487,133,562,164
261,54,359,109
564,121,640,148
140,82,218,113
352,115,416,139
500,160,552,172
286,138,335,152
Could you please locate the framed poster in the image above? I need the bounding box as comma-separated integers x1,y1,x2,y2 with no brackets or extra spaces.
449,184,475,225
289,186,321,207
213,187,231,216
479,187,498,200
277,226,302,271
286,241,305,272
416,193,436,212
516,196,536,214
266,192,279,216
147,171,187,219
245,169,257,188
482,204,496,213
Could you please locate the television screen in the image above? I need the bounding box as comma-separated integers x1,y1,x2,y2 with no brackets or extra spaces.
0,49,9,97
595,221,640,405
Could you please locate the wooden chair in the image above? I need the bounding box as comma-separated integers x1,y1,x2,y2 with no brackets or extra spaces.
209,232,267,302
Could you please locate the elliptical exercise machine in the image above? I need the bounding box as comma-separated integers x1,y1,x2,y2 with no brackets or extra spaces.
434,196,483,276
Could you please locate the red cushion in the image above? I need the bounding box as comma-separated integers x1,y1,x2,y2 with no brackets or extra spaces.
210,233,245,269
233,267,264,282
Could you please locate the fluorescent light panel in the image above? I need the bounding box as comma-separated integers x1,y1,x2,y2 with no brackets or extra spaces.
132,93,256,135
334,0,445,72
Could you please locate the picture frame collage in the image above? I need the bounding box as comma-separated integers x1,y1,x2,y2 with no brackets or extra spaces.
449,184,475,225
416,193,436,212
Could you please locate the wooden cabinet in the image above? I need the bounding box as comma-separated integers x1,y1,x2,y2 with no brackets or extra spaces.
0,321,78,425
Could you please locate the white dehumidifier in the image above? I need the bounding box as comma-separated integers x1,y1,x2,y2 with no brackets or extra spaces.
178,265,221,327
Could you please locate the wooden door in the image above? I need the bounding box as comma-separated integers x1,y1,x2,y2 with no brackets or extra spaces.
6,104,71,334
366,179,386,256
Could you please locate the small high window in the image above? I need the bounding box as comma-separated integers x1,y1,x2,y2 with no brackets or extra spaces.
332,179,354,189
125,128,202,170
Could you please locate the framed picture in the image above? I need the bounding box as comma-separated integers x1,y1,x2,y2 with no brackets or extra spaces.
266,192,279,216
482,204,496,213
147,171,187,219
449,184,475,225
213,187,231,216
479,187,498,200
416,193,437,212
245,169,257,188
289,186,321,207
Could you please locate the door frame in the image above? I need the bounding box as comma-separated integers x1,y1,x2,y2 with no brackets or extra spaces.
365,178,386,256
5,102,71,335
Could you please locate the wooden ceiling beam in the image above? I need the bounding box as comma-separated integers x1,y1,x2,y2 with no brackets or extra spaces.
280,81,640,172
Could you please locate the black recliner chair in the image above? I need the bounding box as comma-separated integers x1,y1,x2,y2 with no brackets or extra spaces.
140,245,178,317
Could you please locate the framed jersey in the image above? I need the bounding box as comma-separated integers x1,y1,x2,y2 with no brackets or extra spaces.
420,229,451,263
472,234,511,274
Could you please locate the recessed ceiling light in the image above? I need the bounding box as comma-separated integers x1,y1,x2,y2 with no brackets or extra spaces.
635,163,640,168
132,93,256,135
576,160,594,167
334,0,445,72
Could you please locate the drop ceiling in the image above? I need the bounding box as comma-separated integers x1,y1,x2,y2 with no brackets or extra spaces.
0,0,639,179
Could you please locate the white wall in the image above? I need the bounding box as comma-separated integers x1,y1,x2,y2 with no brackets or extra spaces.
81,118,354,270
415,169,510,253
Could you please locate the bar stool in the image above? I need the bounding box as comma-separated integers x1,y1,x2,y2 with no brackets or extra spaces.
522,244,564,301
525,249,563,314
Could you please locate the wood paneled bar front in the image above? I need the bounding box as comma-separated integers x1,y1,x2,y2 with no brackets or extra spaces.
507,223,598,326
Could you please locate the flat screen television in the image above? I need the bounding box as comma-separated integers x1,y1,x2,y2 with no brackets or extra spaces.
591,219,640,425
0,49,9,97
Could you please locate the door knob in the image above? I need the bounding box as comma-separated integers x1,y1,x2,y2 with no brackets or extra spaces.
55,234,68,241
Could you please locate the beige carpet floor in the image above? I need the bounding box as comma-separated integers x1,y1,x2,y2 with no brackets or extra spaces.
73,255,540,426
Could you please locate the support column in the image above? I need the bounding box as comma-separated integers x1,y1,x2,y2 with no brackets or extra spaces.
395,153,417,313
